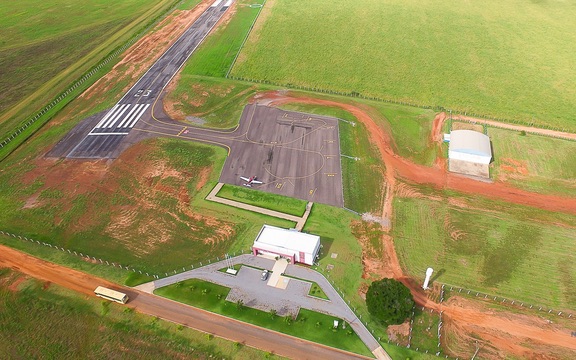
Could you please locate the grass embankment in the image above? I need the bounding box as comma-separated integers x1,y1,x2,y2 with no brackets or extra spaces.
232,0,576,130
0,0,179,139
392,188,576,309
0,269,276,359
217,184,307,217
0,137,294,277
155,278,373,357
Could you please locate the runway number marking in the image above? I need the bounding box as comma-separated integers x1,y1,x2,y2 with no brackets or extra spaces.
142,90,151,97
135,90,143,97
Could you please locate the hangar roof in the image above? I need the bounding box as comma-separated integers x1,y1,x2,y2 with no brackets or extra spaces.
254,225,320,254
449,130,491,157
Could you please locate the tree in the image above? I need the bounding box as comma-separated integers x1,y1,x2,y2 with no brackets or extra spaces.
365,278,414,325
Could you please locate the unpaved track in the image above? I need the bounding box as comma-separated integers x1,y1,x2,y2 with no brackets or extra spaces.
258,92,576,215
255,91,576,356
453,115,576,141
0,245,370,360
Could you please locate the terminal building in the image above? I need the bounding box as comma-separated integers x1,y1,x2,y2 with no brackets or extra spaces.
447,129,492,178
252,225,320,266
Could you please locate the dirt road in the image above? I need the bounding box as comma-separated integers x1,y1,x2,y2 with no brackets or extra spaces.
0,244,370,360
258,92,576,215
255,91,576,358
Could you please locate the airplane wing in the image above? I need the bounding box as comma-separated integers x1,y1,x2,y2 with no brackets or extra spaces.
252,180,263,184
240,176,249,182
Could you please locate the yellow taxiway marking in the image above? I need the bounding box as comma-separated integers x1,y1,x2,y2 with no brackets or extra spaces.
177,126,188,136
309,188,317,196
324,173,336,177
275,182,283,189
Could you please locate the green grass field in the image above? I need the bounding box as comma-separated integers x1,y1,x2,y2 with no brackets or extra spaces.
154,278,373,357
0,269,277,359
0,0,179,138
217,184,307,217
392,191,576,309
488,127,576,196
232,0,576,130
182,0,265,77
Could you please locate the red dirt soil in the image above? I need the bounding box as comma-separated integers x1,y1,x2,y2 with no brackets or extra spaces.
253,90,576,358
256,91,576,216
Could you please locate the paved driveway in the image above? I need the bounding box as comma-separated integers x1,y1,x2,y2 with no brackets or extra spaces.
136,254,388,359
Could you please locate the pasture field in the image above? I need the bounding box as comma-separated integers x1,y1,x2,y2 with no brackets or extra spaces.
392,190,576,309
0,0,179,138
181,0,265,77
217,185,307,217
487,127,576,196
232,0,576,130
155,278,373,356
0,269,274,359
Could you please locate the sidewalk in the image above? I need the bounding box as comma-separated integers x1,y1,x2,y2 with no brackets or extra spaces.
205,183,313,231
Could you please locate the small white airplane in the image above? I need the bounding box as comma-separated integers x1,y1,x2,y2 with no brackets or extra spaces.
240,175,262,187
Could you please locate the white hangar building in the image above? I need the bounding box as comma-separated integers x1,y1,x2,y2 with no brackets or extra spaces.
252,225,320,266
448,130,492,178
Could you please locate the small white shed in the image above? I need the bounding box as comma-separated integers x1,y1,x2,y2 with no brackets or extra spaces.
252,225,320,266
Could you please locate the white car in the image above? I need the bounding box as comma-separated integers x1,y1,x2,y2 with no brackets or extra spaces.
261,270,270,281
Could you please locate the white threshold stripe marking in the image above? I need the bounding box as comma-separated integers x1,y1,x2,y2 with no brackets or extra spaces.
116,104,141,128
101,104,129,128
107,104,131,128
95,105,119,128
125,104,150,128
211,0,223,7
88,132,130,136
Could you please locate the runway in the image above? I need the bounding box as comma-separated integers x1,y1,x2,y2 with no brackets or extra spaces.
51,0,344,207
62,0,232,158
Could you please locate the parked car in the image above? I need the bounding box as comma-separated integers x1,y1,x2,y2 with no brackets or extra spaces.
261,270,270,281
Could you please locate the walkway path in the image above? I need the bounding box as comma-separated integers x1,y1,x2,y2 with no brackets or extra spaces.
136,254,391,360
205,182,313,231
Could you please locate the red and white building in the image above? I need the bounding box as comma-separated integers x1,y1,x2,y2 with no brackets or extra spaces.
252,225,320,266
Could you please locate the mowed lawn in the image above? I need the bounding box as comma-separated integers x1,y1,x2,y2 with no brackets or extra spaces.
232,0,576,130
392,194,576,309
488,128,576,196
0,0,172,135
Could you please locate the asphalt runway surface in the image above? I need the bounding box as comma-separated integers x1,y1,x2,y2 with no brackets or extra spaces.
52,0,232,159
51,0,344,206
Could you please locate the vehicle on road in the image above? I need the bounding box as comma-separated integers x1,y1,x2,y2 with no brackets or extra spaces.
261,270,270,281
94,286,129,304
240,175,263,187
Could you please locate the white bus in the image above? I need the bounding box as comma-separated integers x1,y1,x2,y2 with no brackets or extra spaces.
94,286,129,304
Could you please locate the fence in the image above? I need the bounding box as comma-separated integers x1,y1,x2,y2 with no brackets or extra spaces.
225,75,576,138
0,0,183,152
0,229,252,282
442,283,573,319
